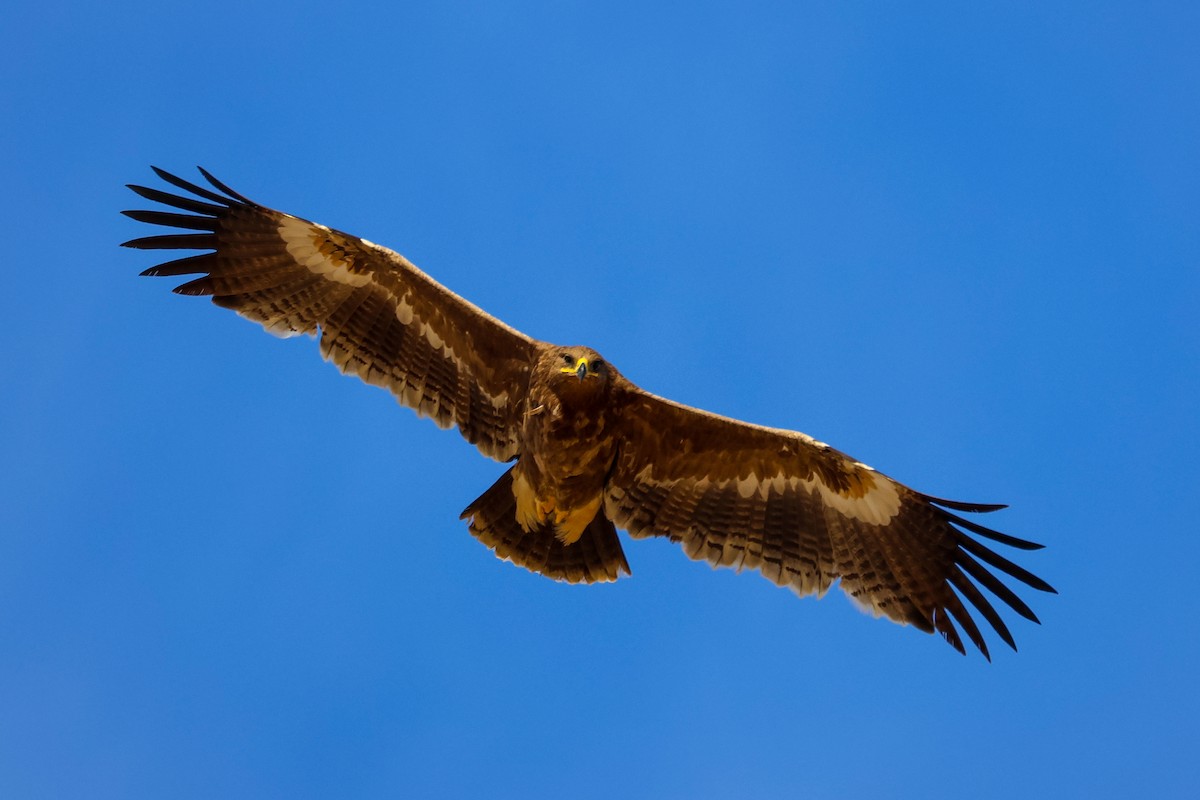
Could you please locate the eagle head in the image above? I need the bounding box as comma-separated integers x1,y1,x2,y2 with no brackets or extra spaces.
544,346,613,404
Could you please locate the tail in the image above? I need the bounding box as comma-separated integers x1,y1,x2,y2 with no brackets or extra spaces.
460,467,631,583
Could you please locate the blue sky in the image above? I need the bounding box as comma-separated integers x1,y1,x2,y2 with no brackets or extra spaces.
2,2,1198,797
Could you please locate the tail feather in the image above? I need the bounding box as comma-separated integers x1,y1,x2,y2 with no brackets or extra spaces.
461,468,631,583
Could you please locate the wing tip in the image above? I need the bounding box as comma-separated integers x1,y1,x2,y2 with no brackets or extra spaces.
142,165,240,207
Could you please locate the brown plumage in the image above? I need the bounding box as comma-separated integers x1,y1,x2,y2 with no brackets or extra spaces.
123,167,1055,659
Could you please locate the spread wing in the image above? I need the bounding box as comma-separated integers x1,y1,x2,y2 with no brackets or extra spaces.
122,167,539,461
605,383,1056,659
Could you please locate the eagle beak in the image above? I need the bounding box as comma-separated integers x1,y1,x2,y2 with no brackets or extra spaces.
559,357,590,379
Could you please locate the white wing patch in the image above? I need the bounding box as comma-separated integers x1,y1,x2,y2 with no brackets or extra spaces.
279,216,465,364
394,296,415,324
626,461,901,527
800,470,901,526
278,217,371,288
731,467,901,525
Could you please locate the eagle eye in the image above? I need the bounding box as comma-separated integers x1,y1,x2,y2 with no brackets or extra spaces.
561,353,574,365
592,359,605,371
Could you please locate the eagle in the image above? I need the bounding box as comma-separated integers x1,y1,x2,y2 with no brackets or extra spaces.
122,167,1054,659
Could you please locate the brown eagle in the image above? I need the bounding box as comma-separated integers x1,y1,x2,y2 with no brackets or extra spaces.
123,167,1054,659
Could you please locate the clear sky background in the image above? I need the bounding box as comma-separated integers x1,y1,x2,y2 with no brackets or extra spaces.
2,2,1198,798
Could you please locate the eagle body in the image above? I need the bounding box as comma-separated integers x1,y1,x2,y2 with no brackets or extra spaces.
123,167,1055,659
511,346,619,545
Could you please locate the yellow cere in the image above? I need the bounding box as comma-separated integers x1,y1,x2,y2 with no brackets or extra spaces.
560,357,590,375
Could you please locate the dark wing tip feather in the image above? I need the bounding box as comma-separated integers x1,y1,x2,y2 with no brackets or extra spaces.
120,209,217,231
121,233,217,250
126,183,230,215
923,493,1008,513
931,609,968,657
171,276,216,296
941,508,1046,551
196,166,257,205
138,253,216,278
